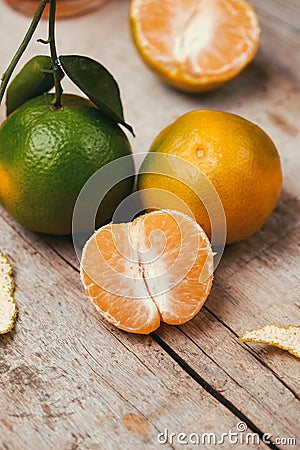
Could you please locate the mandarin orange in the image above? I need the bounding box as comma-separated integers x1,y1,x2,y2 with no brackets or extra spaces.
130,0,260,92
81,210,214,334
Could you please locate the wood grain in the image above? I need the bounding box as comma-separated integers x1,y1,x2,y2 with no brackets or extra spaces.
0,0,299,449
0,210,254,450
42,200,300,447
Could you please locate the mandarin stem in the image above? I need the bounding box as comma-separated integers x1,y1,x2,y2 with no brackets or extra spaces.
0,0,49,105
49,0,63,108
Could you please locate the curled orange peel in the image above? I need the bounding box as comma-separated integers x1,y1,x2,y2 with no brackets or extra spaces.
240,324,300,359
0,250,17,334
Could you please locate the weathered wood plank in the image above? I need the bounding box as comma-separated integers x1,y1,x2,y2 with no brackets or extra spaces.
44,197,300,390
0,1,299,449
0,211,264,450
150,197,300,450
156,310,300,445
209,223,300,389
42,217,300,449
252,0,300,32
40,5,300,444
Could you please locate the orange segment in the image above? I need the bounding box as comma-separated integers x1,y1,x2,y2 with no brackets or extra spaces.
81,223,160,334
130,0,260,92
140,211,213,324
80,210,214,334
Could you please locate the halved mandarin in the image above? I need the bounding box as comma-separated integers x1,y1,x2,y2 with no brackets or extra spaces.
130,0,260,92
80,210,214,334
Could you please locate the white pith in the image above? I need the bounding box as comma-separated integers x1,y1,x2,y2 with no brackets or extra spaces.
81,210,214,329
132,0,260,78
0,251,17,334
241,325,300,358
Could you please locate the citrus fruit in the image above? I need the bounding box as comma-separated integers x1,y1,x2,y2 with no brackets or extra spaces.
0,94,133,235
5,0,109,20
6,55,64,116
0,250,17,334
130,0,260,92
138,110,282,244
81,210,214,334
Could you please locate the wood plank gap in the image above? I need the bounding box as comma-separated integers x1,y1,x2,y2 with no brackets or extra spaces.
47,242,79,273
151,332,281,450
176,327,263,399
3,214,234,448
43,225,300,401
3,212,297,440
43,226,300,403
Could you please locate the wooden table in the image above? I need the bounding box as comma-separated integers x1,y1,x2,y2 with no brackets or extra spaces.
0,1,299,449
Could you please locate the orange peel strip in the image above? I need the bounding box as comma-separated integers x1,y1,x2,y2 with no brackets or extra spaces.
0,250,17,334
240,324,300,359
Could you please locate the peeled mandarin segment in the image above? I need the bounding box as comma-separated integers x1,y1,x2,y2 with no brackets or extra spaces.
81,223,160,334
130,0,260,91
80,210,213,334
154,251,213,325
0,250,18,334
239,324,300,359
140,211,213,324
88,288,160,334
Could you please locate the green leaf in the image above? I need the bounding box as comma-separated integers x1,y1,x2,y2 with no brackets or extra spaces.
6,55,64,116
59,55,134,136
